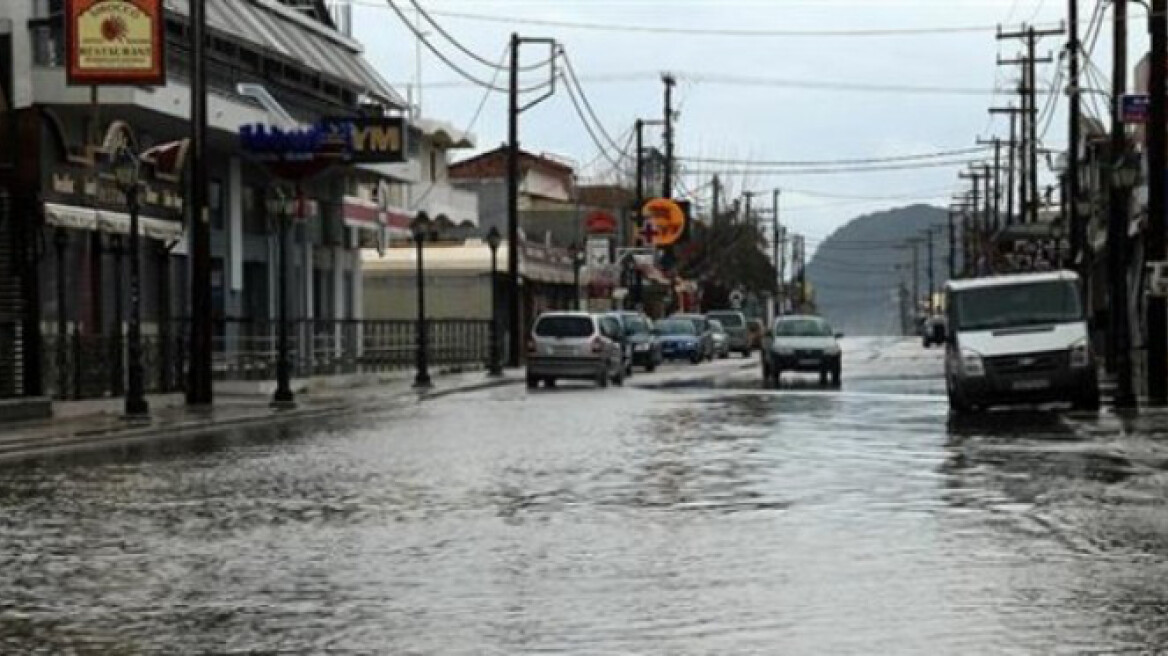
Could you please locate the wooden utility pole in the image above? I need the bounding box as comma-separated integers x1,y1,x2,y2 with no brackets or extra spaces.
1149,0,1168,405
662,73,676,199
1109,1,1136,406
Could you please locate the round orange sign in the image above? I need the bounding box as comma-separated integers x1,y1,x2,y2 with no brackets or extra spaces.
642,198,686,246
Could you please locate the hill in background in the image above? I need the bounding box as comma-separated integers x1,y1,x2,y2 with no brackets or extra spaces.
805,204,949,336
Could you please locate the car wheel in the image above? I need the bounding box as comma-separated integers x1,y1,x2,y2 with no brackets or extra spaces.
770,369,782,388
646,362,657,373
544,378,557,388
613,368,625,386
819,370,829,386
691,353,702,365
596,369,609,388
526,373,538,389
947,378,976,414
831,365,842,388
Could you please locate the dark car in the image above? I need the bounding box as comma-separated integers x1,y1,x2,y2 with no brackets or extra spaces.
670,313,715,361
614,311,662,372
656,318,705,364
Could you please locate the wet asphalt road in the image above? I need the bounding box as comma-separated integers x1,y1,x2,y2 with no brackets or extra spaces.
4,338,1168,654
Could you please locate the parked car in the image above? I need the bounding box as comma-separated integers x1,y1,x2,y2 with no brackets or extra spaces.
707,310,752,357
944,271,1099,413
762,315,843,387
527,312,625,389
922,314,948,348
613,311,662,372
709,319,732,359
656,317,705,364
746,319,765,351
670,313,715,361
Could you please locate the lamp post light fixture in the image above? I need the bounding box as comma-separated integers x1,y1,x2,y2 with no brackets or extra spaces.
485,226,504,377
267,189,297,409
568,241,584,310
412,213,433,389
112,147,149,421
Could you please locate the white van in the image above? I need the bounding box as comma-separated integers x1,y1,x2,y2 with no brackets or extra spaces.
944,271,1100,413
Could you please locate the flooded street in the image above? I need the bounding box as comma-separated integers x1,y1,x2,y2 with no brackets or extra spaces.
4,338,1168,653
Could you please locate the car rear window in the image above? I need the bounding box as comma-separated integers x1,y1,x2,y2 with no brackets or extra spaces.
534,316,595,338
709,313,745,328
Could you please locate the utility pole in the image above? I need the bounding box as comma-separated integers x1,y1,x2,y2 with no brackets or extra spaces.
742,191,755,224
998,24,1061,224
773,189,781,314
925,229,936,313
947,210,957,280
989,106,1025,226
505,34,557,367
187,0,212,406
1068,0,1085,268
1149,0,1168,405
978,137,1004,231
1109,1,1136,407
662,73,676,199
908,239,922,322
959,170,984,275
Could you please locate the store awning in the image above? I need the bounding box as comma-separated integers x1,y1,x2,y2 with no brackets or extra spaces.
44,203,185,242
164,0,403,108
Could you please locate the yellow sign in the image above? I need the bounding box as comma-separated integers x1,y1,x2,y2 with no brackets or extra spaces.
643,198,687,246
67,0,166,86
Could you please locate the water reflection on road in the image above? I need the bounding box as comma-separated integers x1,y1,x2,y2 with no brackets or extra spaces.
3,339,1168,653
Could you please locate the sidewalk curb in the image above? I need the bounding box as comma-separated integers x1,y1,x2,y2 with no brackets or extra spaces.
0,373,523,465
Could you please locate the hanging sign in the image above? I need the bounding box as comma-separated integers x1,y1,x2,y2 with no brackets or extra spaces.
66,0,166,86
643,198,687,246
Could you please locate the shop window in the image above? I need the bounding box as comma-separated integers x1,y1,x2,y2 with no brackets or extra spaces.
243,185,268,235
209,179,224,230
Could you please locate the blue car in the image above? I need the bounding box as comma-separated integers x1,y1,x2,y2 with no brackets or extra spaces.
655,318,704,364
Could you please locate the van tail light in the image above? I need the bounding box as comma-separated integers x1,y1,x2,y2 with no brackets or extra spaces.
591,337,605,354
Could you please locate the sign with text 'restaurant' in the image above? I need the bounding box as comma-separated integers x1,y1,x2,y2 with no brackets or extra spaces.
66,0,166,86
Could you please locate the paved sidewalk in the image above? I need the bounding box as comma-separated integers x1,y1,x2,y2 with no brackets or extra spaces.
0,368,521,463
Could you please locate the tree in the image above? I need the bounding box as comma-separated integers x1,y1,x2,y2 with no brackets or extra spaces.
676,214,777,311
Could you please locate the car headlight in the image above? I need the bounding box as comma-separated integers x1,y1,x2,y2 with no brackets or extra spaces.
775,346,794,356
635,343,650,352
960,348,985,377
1069,338,1091,369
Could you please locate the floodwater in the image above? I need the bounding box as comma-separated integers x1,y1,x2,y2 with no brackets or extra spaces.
3,339,1168,654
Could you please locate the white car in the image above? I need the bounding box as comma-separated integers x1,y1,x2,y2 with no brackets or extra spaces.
761,315,843,387
944,271,1099,413
527,313,625,389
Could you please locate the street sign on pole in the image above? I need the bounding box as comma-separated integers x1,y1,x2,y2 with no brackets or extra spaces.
1121,94,1150,123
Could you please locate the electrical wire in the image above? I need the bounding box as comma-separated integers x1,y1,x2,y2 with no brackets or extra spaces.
677,158,977,177
560,51,632,159
406,0,550,73
678,146,989,168
561,71,629,172
383,0,552,94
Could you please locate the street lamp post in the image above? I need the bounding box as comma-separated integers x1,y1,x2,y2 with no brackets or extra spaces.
412,214,433,389
486,227,504,377
113,148,149,421
568,242,584,310
1109,156,1140,408
268,189,296,409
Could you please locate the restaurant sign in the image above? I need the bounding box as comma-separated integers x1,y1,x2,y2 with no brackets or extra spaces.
65,0,166,86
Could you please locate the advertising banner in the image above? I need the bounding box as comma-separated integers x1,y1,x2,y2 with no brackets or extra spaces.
66,0,166,86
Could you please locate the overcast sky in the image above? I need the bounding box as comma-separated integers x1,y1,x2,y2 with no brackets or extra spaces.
349,0,1141,248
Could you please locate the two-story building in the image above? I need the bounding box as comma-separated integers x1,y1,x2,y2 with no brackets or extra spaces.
0,0,407,401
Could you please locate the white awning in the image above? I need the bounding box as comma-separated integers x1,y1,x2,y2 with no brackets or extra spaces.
44,203,185,242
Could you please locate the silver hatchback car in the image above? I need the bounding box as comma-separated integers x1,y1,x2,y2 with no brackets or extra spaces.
527,312,625,389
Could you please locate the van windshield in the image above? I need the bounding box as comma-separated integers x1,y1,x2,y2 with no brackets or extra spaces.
954,281,1082,331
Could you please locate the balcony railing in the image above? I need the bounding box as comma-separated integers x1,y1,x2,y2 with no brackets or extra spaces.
41,319,492,401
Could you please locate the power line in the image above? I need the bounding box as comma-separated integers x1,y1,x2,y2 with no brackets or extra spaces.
562,71,629,172
373,4,1059,38
679,146,989,168
560,51,632,159
677,158,978,177
405,0,551,73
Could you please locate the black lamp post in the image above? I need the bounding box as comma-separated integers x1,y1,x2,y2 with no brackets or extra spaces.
113,147,149,421
486,226,503,377
412,213,433,389
568,242,584,310
268,189,296,409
